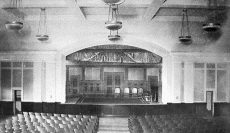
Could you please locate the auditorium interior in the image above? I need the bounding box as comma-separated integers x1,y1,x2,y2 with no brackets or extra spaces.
0,0,230,133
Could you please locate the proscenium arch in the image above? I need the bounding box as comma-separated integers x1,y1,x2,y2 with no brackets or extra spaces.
60,35,168,57
56,35,171,104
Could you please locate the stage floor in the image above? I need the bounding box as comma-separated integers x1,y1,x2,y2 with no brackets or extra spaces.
65,97,160,105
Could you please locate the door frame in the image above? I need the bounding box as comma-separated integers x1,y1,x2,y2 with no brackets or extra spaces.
69,75,80,95
148,76,159,102
13,89,22,115
104,72,124,96
206,91,214,116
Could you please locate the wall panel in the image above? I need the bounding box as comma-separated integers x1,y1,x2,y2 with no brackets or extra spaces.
194,70,205,101
128,68,144,80
69,67,82,80
206,70,215,89
217,70,227,101
13,69,22,87
1,69,11,100
46,63,56,102
23,69,33,101
85,67,100,80
104,67,125,73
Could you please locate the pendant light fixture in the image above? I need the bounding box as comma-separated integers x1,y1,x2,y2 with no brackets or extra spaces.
105,5,122,31
5,0,23,30
179,9,192,44
108,30,120,41
203,0,220,32
106,5,122,41
101,0,125,41
101,0,125,5
36,8,49,42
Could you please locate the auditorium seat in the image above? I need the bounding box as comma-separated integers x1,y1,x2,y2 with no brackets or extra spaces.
128,114,224,133
0,112,99,133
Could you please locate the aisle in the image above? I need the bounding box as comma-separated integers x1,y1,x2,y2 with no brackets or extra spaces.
97,117,130,133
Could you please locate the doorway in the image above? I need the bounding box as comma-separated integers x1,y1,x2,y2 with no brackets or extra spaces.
69,75,80,95
14,90,21,114
148,76,158,102
206,91,214,116
104,72,124,97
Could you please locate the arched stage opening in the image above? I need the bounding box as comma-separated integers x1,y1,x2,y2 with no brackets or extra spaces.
65,44,162,105
57,35,171,105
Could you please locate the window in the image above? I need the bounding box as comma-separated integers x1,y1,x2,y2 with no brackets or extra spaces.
128,68,144,80
194,69,205,101
217,70,227,101
1,69,11,100
193,62,227,102
206,70,215,89
13,69,22,87
13,62,22,67
194,63,204,68
1,62,11,67
23,62,33,68
85,67,100,80
0,61,34,101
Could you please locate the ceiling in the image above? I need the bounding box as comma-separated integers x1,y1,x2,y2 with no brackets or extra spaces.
0,0,229,53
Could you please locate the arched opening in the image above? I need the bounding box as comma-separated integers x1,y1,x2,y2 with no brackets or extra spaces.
64,44,163,104
56,35,171,104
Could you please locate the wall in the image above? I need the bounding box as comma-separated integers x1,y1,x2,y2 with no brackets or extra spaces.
128,68,145,80
21,102,213,116
171,53,230,104
67,66,160,95
0,51,58,103
1,52,228,105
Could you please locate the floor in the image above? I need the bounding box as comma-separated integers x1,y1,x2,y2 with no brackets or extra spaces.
80,97,145,105
97,116,130,133
0,115,13,123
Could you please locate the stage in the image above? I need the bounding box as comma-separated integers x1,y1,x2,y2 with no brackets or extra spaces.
65,95,158,105
20,99,211,116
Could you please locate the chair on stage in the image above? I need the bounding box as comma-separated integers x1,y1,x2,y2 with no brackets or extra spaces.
132,88,138,97
115,88,121,98
138,88,143,97
124,88,130,98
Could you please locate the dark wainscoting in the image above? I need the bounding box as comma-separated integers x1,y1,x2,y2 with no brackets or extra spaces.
0,101,14,115
195,103,212,116
20,102,215,116
167,103,196,115
214,103,230,116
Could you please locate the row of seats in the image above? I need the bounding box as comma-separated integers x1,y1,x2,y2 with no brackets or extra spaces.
0,112,99,133
128,114,225,133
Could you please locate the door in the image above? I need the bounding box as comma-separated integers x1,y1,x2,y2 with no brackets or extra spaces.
206,91,214,116
148,76,158,102
105,72,124,96
70,75,80,95
14,90,21,114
